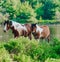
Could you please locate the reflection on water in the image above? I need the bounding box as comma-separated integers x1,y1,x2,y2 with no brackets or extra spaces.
0,24,60,41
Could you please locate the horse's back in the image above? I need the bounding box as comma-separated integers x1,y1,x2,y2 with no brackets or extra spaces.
24,24,31,32
40,25,50,38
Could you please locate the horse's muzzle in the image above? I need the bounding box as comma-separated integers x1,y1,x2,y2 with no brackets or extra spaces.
4,30,6,32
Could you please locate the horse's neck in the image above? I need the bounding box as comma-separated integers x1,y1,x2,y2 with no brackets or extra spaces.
36,25,43,33
11,26,15,32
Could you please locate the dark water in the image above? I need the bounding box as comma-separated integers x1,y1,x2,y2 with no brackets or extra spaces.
0,24,60,41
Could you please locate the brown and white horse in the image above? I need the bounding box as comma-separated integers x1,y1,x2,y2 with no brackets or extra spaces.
31,24,50,42
3,20,32,40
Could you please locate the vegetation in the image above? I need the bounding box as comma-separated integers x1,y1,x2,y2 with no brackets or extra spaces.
0,0,60,23
0,0,60,62
0,43,12,62
0,37,60,62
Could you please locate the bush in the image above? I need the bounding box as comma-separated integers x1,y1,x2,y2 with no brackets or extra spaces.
0,45,12,62
14,53,40,62
1,37,60,62
41,38,60,61
45,58,60,62
4,37,41,61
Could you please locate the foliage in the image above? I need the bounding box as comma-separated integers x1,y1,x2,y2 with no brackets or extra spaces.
0,0,60,23
0,44,12,62
0,0,37,22
42,0,58,19
0,13,9,23
35,3,44,20
14,53,40,62
45,58,60,62
2,37,60,62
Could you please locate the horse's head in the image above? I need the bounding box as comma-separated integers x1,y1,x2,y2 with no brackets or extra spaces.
31,24,37,34
3,20,12,32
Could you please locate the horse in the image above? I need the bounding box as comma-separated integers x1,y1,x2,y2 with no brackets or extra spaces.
3,20,32,40
31,24,50,42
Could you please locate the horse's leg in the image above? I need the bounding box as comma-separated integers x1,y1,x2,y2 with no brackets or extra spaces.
14,34,19,38
47,35,50,43
40,37,45,43
36,39,40,42
14,35,17,38
28,34,32,40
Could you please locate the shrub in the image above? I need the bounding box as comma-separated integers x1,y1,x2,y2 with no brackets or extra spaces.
45,58,60,62
14,53,40,62
3,37,60,62
0,45,12,62
3,37,50,61
41,38,60,61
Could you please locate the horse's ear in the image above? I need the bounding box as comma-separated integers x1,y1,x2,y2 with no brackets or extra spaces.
4,20,9,23
9,21,12,25
4,20,7,22
3,20,6,25
7,20,9,22
34,23,36,27
35,23,37,25
31,24,36,27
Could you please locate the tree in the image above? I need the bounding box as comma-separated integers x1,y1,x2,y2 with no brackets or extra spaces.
42,0,59,19
20,0,25,2
35,3,44,20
